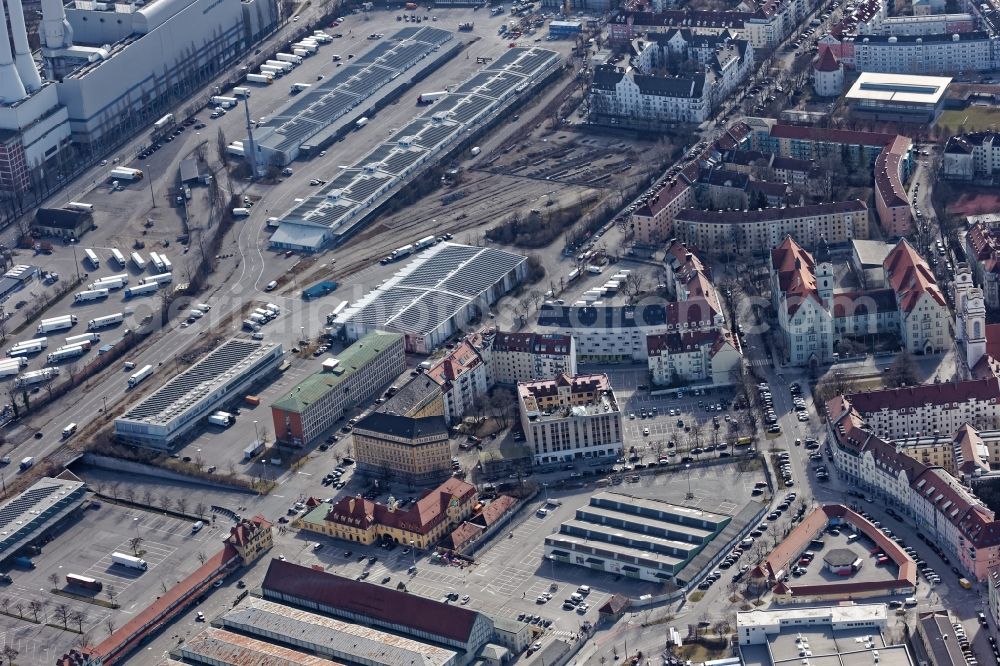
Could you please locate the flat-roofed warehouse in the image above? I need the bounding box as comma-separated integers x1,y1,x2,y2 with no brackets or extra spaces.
0,477,86,564
846,72,952,122
172,627,344,665
219,597,459,666
114,339,284,449
251,27,457,168
332,243,527,354
268,47,562,252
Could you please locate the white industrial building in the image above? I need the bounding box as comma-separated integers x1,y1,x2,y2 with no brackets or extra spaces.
268,47,561,252
0,476,87,563
114,338,283,449
333,243,527,354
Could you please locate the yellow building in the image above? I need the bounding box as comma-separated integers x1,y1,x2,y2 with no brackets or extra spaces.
225,515,273,565
299,478,477,549
354,412,453,486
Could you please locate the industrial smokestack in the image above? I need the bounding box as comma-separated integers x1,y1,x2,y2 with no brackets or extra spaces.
6,0,42,91
0,0,27,102
40,0,73,50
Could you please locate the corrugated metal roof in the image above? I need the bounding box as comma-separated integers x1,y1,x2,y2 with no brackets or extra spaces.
178,627,343,666
221,598,457,666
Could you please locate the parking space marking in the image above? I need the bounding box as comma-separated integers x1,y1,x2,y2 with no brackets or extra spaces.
83,539,176,593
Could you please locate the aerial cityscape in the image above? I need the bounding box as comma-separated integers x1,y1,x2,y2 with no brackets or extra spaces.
0,0,994,661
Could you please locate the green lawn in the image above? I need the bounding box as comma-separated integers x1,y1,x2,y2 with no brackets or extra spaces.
938,107,1000,132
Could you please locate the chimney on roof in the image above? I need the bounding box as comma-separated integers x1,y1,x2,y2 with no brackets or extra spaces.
348,498,355,513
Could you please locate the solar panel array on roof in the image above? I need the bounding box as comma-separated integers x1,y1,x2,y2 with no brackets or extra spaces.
270,48,562,250
253,28,456,162
338,242,527,339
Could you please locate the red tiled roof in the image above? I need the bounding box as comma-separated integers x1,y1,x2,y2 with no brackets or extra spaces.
326,478,477,536
770,235,822,317
450,522,483,550
634,161,700,218
677,200,866,224
427,340,483,385
883,238,944,311
874,135,911,210
769,124,897,148
814,48,840,72
845,377,1000,414
985,323,1000,362
477,495,517,527
261,560,484,644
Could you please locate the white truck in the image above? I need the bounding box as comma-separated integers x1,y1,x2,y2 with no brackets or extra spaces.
415,235,436,250
65,332,99,346
37,315,78,334
89,313,124,330
47,344,87,364
294,42,318,54
65,202,95,213
130,251,146,271
84,249,100,269
209,96,238,109
0,359,26,377
153,113,175,132
418,91,448,104
390,243,413,260
88,276,127,291
108,167,143,182
208,411,234,427
128,364,153,388
246,73,273,85
290,82,311,93
125,283,158,298
266,60,294,72
232,86,251,97
312,31,333,42
161,255,172,272
110,248,127,267
140,272,172,286
275,52,302,64
149,252,166,273
14,368,57,388
259,65,284,78
74,288,109,303
355,117,369,129
8,339,47,357
292,48,309,58
111,552,148,571
226,142,245,157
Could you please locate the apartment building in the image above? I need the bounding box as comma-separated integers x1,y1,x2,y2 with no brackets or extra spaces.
353,412,452,486
647,329,742,386
844,32,998,74
673,200,870,255
770,156,833,197
424,340,489,425
943,131,1000,182
299,478,477,549
827,393,1000,580
965,219,1000,309
475,330,577,385
270,332,405,447
589,65,711,125
629,162,698,245
607,10,751,46
518,373,624,464
749,122,913,237
858,12,976,36
883,239,951,355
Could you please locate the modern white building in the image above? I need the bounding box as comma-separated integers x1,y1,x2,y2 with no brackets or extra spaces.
845,72,952,122
848,32,998,75
114,339,284,449
646,330,742,386
518,373,624,464
737,605,889,646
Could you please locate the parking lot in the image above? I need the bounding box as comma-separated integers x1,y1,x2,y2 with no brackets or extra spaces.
0,500,222,662
790,530,901,588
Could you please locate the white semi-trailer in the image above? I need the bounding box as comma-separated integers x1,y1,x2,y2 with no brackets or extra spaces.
37,315,77,334
88,313,124,330
111,552,148,570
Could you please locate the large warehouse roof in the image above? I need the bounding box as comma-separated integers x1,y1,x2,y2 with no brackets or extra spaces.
117,339,283,426
336,242,526,336
270,47,561,250
175,627,343,666
846,72,951,105
254,27,454,158
0,477,86,561
220,598,458,666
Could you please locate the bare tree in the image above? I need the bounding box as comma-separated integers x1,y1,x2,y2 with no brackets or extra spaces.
48,572,59,589
27,600,42,623
195,502,207,519
129,536,143,556
123,487,136,504
12,601,22,619
105,583,118,607
69,609,87,633
52,602,70,629
2,645,17,664
176,497,188,515
107,482,121,501
105,615,115,636
141,489,153,506
0,597,9,616
158,495,173,512
197,551,207,565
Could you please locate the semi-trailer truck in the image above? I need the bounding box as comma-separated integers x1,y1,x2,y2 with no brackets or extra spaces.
88,276,126,291
0,359,27,377
294,42,318,53
246,73,273,85
208,96,238,108
415,235,436,250
84,249,100,268
37,315,78,334
8,339,47,357
47,345,87,364
390,244,414,260
110,248,126,267
161,255,173,272
125,283,158,298
266,60,293,71
108,167,143,182
140,272,173,286
418,91,448,104
153,113,175,131
226,143,244,157
14,369,57,388
290,82,311,93
292,48,309,58
88,313,124,330
149,252,166,273
128,364,153,388
65,202,95,213
66,574,103,591
65,333,99,346
111,552,148,571
233,86,251,97
260,65,284,77
74,288,109,303
208,412,234,427
275,52,302,64
130,251,146,271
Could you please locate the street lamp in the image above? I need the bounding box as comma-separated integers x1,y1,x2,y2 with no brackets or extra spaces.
410,540,415,568
145,164,156,208
253,420,259,444
685,464,693,499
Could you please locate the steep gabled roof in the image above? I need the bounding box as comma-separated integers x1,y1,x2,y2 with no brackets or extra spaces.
814,48,840,72
883,238,945,311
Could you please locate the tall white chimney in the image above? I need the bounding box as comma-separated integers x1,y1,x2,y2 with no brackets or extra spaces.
0,0,27,103
40,0,73,50
6,0,41,91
